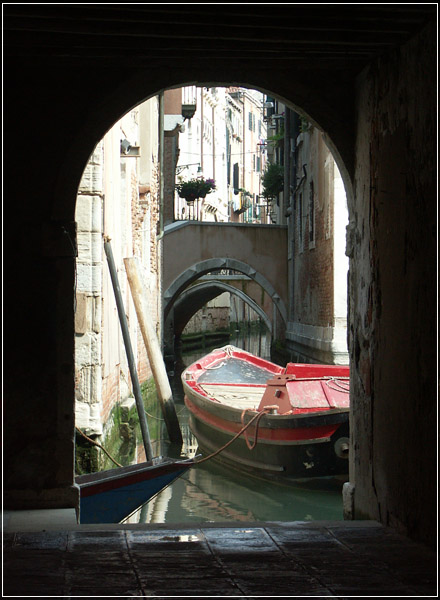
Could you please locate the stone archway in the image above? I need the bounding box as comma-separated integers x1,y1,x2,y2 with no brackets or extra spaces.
163,257,288,325
4,6,436,547
163,256,287,359
171,281,273,338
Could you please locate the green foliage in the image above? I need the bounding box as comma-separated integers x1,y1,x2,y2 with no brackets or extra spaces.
267,126,285,148
262,163,284,200
300,116,313,133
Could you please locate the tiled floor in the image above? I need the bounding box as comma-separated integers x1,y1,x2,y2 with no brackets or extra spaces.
3,517,437,597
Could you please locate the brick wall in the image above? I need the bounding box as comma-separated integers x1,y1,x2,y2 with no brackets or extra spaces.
294,132,335,328
101,365,120,426
286,129,348,364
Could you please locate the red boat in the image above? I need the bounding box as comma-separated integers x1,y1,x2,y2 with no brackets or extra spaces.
182,345,350,483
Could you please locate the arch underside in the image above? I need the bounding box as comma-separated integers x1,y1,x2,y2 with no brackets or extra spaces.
163,258,288,326
170,280,273,338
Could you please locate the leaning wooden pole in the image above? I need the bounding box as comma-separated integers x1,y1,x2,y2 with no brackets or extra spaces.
104,240,154,462
124,256,183,446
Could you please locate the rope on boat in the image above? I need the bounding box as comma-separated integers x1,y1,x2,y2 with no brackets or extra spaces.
241,407,274,450
76,406,273,471
75,426,123,468
190,405,278,465
325,378,350,393
204,345,236,370
204,361,227,371
287,375,350,394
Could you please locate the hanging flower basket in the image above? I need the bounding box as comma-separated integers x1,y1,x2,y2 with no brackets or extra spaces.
261,163,284,201
176,177,216,203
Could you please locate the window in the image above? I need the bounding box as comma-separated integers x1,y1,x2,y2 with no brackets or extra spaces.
248,112,255,132
233,163,240,193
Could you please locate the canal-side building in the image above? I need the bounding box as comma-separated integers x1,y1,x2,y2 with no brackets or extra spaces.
287,122,349,364
172,86,267,225
227,87,268,224
173,86,229,223
74,97,162,451
262,95,286,225
264,96,349,364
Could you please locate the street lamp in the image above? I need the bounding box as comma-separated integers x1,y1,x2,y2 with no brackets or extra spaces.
176,163,202,175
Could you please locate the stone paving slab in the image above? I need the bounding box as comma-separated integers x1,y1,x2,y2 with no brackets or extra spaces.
2,521,437,597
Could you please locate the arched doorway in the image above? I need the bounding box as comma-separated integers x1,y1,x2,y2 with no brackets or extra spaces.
73,85,348,461
4,4,436,547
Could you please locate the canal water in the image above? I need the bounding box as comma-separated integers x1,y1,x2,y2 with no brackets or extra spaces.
122,330,345,524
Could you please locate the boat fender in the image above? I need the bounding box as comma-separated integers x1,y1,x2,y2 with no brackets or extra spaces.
334,437,350,459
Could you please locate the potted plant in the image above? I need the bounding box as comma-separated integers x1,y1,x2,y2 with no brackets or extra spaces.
176,177,216,204
261,163,284,201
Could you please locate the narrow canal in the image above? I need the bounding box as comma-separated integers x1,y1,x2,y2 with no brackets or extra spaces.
122,330,345,525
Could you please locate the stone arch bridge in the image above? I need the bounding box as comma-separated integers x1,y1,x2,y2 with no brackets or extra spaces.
162,221,288,354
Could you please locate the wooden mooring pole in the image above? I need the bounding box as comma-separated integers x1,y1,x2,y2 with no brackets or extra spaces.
104,240,154,461
124,256,183,446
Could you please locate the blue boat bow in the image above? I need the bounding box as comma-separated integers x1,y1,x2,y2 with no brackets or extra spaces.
76,456,194,524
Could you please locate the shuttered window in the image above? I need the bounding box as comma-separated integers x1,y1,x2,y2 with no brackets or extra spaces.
233,163,240,194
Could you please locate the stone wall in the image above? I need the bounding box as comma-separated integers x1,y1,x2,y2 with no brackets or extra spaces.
74,99,161,442
347,21,436,546
75,143,104,434
182,292,231,335
3,5,435,546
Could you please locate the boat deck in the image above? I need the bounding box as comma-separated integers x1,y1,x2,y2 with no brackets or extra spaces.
200,383,265,410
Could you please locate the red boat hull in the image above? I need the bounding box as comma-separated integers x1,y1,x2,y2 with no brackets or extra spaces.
182,346,350,482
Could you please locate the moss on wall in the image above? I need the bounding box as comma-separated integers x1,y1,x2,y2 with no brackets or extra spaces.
75,376,160,474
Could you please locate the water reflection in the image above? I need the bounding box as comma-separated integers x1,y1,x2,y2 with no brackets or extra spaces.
127,459,344,525
122,332,344,524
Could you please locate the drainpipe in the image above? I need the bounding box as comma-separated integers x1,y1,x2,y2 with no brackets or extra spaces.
158,91,165,238
283,108,291,225
212,103,215,182
200,88,204,174
287,110,300,322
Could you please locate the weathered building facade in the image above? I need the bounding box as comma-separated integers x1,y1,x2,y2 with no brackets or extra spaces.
173,86,268,224
174,86,229,222
228,88,268,223
263,98,349,364
74,98,162,444
287,125,349,364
